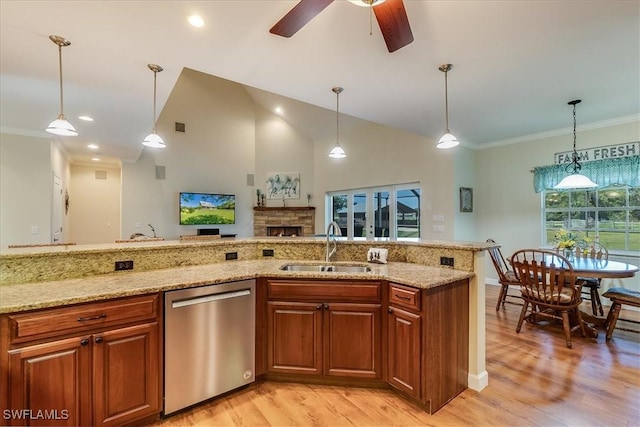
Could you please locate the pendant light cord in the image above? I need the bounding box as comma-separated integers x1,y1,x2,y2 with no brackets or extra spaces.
57,44,64,116
567,100,582,174
336,89,340,146
152,69,158,133
444,69,449,131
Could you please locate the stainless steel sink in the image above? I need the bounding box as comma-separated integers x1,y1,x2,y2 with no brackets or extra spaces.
280,263,371,273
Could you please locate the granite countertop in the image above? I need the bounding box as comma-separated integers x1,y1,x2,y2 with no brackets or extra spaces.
0,260,474,314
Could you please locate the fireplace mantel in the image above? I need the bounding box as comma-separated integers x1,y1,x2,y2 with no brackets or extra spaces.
253,207,315,211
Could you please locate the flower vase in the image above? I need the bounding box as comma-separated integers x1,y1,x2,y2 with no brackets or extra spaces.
564,248,574,259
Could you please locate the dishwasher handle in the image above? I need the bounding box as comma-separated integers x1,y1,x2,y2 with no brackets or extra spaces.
170,288,251,309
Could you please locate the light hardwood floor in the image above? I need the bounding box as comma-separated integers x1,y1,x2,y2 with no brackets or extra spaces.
152,285,640,427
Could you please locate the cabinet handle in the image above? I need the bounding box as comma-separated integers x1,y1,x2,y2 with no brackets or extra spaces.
80,339,89,346
323,303,329,310
95,336,104,344
388,308,394,314
77,313,107,322
395,295,411,301
316,304,323,310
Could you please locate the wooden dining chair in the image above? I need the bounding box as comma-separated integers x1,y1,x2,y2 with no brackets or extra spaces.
574,242,608,316
510,249,586,349
486,239,521,311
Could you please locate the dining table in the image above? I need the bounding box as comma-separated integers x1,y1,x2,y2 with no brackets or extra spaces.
545,254,640,337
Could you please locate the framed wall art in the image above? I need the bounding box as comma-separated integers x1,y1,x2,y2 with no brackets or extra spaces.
460,187,473,212
266,172,300,199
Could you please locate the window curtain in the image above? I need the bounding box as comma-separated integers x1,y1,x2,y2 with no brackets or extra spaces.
532,155,640,193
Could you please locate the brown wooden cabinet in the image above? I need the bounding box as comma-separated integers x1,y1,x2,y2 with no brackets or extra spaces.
266,279,382,380
1,294,161,427
387,304,421,399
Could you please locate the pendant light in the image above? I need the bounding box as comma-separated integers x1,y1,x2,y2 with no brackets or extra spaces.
436,64,459,149
328,87,346,159
142,64,166,148
554,100,597,189
45,35,77,137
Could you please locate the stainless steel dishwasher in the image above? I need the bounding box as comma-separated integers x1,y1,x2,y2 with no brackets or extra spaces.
164,279,255,415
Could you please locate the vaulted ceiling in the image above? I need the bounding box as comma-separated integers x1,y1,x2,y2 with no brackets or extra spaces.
1,1,638,165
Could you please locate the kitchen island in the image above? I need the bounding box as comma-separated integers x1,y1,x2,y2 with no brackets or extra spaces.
0,238,493,424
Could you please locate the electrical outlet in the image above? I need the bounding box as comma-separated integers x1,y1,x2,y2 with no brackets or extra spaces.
440,257,454,267
225,252,238,261
115,260,134,271
262,249,274,257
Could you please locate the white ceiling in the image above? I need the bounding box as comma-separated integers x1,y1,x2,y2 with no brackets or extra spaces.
1,0,638,165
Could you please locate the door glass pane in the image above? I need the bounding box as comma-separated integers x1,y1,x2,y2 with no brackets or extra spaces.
331,194,348,236
373,191,390,238
397,188,420,241
353,193,367,239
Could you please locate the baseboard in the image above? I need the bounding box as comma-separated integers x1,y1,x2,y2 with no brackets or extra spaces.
468,370,488,391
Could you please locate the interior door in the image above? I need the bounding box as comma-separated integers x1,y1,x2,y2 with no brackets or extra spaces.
52,173,63,242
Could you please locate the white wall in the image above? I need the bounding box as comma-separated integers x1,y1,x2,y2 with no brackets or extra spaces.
454,146,477,241
121,68,256,240
0,134,52,247
69,164,121,244
312,121,457,240
254,104,315,209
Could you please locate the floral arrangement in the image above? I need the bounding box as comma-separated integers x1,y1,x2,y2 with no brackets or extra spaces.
553,228,590,250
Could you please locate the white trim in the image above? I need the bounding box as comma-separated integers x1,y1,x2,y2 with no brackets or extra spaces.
468,370,489,391
475,114,640,150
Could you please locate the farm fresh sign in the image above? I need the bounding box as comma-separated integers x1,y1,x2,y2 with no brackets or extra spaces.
555,141,639,164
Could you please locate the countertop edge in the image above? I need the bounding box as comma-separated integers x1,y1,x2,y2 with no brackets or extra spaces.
0,260,474,314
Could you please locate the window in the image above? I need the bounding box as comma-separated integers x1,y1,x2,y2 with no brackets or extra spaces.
543,185,640,252
327,184,421,241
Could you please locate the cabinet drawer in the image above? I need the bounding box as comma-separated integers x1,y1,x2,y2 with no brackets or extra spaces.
8,294,159,344
389,283,421,311
267,280,381,302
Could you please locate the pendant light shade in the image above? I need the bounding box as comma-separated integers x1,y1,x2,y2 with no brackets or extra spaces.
329,87,346,159
554,100,597,190
436,64,459,149
142,64,166,148
46,35,77,137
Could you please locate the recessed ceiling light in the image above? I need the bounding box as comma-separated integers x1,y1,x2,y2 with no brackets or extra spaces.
87,144,99,150
275,106,283,114
188,15,204,27
78,115,94,122
91,157,101,162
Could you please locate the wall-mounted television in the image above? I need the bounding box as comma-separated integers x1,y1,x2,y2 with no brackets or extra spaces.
179,192,235,225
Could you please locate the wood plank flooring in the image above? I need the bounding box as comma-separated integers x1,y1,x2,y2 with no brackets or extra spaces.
151,285,639,427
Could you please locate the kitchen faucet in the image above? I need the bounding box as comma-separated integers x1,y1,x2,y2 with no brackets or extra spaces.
326,221,342,262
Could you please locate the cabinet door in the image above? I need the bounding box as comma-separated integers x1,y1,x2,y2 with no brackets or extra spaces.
388,307,421,399
92,322,160,427
267,302,322,375
324,303,381,379
8,336,91,426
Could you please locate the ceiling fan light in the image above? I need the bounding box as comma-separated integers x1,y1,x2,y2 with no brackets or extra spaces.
554,173,598,189
142,132,166,148
329,144,346,158
437,132,459,149
348,0,386,7
46,115,78,136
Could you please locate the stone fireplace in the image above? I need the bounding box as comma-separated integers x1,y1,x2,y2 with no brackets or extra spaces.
253,207,315,237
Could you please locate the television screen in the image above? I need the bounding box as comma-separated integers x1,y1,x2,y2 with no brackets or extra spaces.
179,192,235,225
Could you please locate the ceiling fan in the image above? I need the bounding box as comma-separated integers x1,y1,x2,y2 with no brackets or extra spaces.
269,0,414,53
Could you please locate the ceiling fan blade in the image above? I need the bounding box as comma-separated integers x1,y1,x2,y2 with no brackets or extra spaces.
373,0,414,52
270,0,335,38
